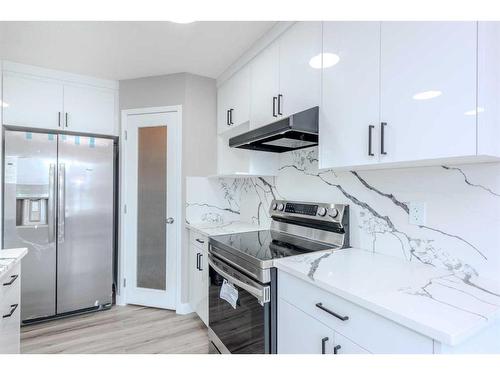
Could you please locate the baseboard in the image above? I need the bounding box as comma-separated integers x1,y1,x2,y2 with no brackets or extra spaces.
176,302,194,315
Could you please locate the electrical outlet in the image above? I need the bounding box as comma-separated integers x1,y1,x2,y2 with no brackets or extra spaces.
409,202,426,226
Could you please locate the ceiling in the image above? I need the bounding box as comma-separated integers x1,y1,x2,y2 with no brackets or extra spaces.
0,21,276,81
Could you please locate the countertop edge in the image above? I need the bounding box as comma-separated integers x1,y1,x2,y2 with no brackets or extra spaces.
0,247,29,280
274,259,498,347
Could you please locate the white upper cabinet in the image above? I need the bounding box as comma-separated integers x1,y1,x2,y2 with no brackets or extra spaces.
63,83,116,135
3,72,64,130
278,21,322,117
379,22,477,163
250,40,280,129
2,62,118,136
217,65,250,134
320,22,381,170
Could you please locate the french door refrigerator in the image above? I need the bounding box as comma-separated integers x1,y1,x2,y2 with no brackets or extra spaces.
3,130,115,323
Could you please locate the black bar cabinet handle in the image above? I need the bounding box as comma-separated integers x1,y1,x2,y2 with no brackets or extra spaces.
368,125,375,156
58,112,62,127
334,344,342,355
3,274,18,286
321,337,329,354
315,302,349,321
272,97,278,117
226,110,230,126
3,304,18,318
277,94,283,115
229,109,234,125
65,112,69,127
199,254,203,271
380,122,387,155
196,253,200,270
195,238,205,244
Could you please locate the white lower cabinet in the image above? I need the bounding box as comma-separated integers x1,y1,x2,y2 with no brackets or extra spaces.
278,271,434,354
188,230,208,325
0,263,21,354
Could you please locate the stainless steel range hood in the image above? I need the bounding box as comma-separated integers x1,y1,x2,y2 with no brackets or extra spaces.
229,106,319,153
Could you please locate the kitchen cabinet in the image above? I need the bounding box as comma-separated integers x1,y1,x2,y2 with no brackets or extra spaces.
320,21,381,169
278,270,434,354
249,22,322,129
0,263,21,354
379,21,477,164
278,21,322,118
2,62,118,136
217,66,250,134
188,230,208,325
250,41,280,129
63,83,116,135
2,71,64,130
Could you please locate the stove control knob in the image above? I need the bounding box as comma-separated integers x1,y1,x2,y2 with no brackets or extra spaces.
277,203,285,211
272,203,278,210
317,207,327,217
330,208,339,218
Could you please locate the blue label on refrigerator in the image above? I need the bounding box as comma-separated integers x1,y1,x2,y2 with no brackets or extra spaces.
75,136,80,145
48,134,55,141
25,132,32,140
89,137,95,148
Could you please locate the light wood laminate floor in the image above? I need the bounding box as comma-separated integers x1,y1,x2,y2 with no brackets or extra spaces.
21,305,209,354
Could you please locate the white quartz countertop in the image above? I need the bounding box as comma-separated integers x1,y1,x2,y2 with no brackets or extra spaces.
274,248,500,346
0,248,28,280
186,221,267,237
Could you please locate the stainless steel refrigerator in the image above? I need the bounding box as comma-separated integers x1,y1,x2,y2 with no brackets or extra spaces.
3,130,115,323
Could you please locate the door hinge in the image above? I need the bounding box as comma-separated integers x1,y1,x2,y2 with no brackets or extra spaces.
124,130,128,140
123,278,127,288
124,204,127,214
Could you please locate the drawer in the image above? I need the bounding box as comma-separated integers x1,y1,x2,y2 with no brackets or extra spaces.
0,296,21,354
0,263,21,303
334,331,370,354
278,271,434,354
189,230,208,252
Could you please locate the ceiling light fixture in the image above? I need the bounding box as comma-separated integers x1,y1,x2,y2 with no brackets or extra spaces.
309,53,340,69
412,90,442,100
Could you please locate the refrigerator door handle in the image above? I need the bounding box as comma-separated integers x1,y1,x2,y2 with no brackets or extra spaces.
48,164,57,243
58,163,66,243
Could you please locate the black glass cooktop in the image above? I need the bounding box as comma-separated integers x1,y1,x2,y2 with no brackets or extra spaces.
209,230,334,263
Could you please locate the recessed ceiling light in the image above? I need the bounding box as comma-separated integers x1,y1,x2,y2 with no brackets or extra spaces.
0,100,9,108
171,19,196,24
464,107,485,116
309,53,340,69
412,90,442,100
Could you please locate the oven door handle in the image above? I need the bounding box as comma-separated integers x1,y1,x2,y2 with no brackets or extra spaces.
208,255,270,305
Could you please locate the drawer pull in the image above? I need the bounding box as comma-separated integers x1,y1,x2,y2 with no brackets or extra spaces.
3,274,19,286
334,344,342,354
195,239,205,244
2,304,18,318
321,337,329,354
315,302,349,321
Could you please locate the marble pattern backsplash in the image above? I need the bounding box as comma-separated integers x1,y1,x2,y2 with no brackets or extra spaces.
186,147,500,287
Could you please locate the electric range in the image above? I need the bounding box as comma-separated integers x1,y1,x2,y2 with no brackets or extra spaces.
207,199,349,354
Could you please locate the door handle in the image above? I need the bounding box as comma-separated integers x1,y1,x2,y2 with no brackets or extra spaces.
58,112,62,127
334,344,342,355
277,94,283,116
166,217,174,224
380,122,387,155
196,253,201,270
226,110,230,126
272,97,278,117
2,304,18,319
48,163,56,243
321,337,329,354
58,163,66,243
368,125,375,156
198,253,203,271
65,112,69,128
315,302,349,321
2,274,19,286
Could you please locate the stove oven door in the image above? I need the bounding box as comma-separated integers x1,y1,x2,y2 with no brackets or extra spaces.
208,253,272,354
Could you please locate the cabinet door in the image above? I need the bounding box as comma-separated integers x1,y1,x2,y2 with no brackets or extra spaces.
198,250,209,325
64,84,116,135
380,22,477,163
250,41,280,129
278,299,334,354
333,332,370,354
217,82,231,134
2,72,63,130
320,21,381,169
279,22,322,117
189,243,201,311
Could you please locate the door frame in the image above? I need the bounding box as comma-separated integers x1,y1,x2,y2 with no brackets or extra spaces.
118,105,183,311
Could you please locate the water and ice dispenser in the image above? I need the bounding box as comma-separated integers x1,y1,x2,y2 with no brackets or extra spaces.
16,197,48,227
